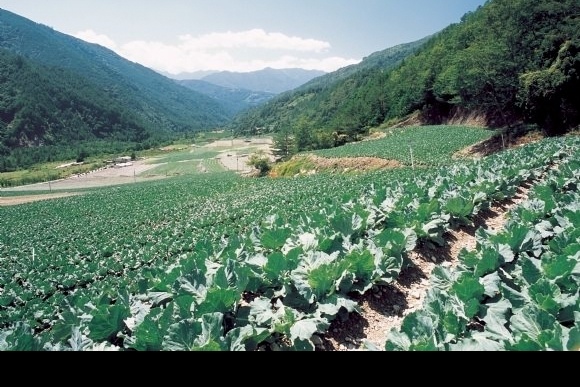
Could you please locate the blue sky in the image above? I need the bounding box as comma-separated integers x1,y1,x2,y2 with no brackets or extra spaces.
0,0,488,75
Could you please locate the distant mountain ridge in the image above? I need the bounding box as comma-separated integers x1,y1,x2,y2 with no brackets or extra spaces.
228,36,431,136
162,70,218,80
176,79,276,115
200,67,327,94
175,67,327,115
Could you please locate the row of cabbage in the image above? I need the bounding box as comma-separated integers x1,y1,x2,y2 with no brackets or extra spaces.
1,136,578,350
384,149,580,351
0,170,406,338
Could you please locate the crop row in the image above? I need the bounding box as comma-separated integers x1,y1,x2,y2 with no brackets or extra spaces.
0,135,578,350
385,153,580,350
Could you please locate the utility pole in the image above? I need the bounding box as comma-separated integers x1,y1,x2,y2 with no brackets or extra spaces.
410,147,416,180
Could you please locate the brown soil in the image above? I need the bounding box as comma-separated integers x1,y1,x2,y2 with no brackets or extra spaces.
214,138,275,174
314,155,402,171
316,182,534,351
0,192,82,206
364,131,388,141
454,130,545,159
446,111,490,128
389,111,423,128
303,154,402,174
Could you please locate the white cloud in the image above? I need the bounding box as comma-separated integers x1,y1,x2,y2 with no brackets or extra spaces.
75,29,118,51
177,29,331,52
74,29,360,74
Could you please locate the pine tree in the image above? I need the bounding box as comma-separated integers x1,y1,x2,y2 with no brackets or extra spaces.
272,123,295,160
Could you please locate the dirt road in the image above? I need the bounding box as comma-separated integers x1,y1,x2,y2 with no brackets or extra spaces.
0,192,82,206
0,137,274,205
2,159,164,192
212,137,274,174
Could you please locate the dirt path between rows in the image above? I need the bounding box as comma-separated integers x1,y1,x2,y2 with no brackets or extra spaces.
318,182,536,351
313,133,557,351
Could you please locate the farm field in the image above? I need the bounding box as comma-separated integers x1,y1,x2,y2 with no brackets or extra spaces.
0,137,274,205
313,125,496,166
0,126,578,351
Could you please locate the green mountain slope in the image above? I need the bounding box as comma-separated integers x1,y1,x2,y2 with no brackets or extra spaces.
0,49,158,170
384,0,579,131
0,8,232,169
229,0,579,149
228,37,430,139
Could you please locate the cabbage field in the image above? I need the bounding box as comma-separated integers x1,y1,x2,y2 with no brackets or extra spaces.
313,125,495,166
0,127,578,351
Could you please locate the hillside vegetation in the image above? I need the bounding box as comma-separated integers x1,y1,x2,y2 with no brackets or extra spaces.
228,37,431,142
0,9,232,170
0,49,156,171
230,0,580,156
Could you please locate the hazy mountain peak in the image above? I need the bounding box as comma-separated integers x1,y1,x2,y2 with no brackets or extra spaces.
200,68,327,94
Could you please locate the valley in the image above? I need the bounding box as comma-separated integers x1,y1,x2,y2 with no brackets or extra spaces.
0,0,578,351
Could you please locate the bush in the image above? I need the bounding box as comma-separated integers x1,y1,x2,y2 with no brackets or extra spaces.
247,151,272,177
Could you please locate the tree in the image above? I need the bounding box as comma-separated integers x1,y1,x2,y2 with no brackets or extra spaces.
76,148,89,163
293,116,313,153
247,150,272,177
272,121,295,161
518,40,580,135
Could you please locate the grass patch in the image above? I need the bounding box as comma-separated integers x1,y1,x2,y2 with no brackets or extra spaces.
0,160,107,188
148,148,221,164
271,155,317,177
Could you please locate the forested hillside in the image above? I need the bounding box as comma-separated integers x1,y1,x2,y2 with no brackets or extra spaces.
386,0,579,131
227,37,431,145
229,0,579,152
0,9,231,170
0,49,158,171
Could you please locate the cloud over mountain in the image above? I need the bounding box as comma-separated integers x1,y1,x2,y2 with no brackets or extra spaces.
75,28,361,74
